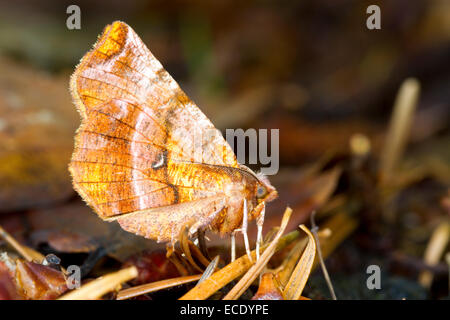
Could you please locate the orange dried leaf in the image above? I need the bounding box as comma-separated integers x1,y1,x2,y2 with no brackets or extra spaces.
15,260,68,300
277,228,331,288
0,262,20,300
251,273,283,300
283,225,316,300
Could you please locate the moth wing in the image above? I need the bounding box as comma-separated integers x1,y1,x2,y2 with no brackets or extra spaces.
69,21,244,242
70,99,229,217
71,20,238,168
116,195,227,242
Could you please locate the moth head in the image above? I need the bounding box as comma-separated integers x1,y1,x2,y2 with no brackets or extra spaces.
238,164,278,204
255,173,277,204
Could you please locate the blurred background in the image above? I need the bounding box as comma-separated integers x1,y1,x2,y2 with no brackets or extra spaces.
0,0,448,299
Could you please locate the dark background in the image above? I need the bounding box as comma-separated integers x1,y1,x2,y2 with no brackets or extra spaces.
0,0,448,300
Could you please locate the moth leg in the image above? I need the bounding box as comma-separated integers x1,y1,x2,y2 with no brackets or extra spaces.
256,203,266,261
197,228,211,261
230,231,236,262
241,199,253,262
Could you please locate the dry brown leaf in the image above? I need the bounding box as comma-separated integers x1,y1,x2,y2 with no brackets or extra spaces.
0,261,20,300
27,202,159,261
277,228,330,288
122,250,181,286
283,225,316,300
251,272,283,300
15,259,68,300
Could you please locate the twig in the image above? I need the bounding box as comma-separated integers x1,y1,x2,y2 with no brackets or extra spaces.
310,211,337,300
80,246,109,277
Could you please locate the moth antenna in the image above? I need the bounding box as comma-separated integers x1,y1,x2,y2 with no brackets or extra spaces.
256,203,266,261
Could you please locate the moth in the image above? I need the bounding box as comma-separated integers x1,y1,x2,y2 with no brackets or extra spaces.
69,21,277,260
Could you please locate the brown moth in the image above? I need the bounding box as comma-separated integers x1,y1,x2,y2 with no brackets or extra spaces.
68,21,277,256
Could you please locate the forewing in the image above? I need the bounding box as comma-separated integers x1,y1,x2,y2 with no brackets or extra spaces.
69,21,244,241
71,20,238,167
69,99,229,219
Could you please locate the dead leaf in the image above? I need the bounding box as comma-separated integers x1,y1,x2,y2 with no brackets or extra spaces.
122,250,181,285
0,261,20,300
15,259,68,300
26,202,160,261
251,272,283,300
283,225,316,300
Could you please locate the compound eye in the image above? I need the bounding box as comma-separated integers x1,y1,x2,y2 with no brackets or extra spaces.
256,186,266,198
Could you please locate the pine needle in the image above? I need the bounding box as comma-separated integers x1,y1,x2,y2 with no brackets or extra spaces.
179,215,300,300
310,211,337,300
223,207,293,300
312,212,358,268
0,225,45,263
59,266,138,300
197,255,220,284
381,78,420,182
418,221,450,288
116,274,201,300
